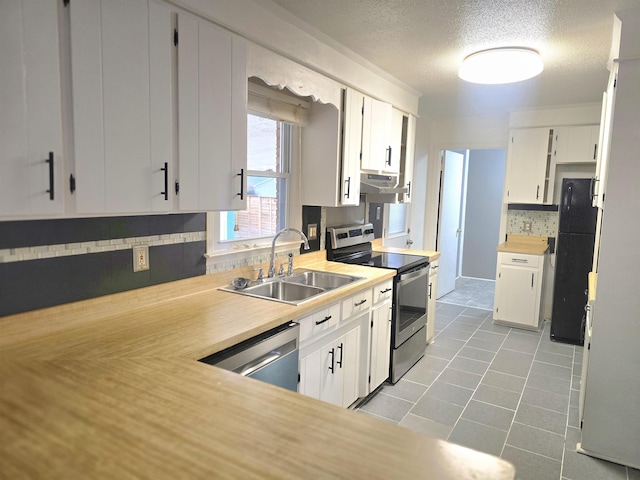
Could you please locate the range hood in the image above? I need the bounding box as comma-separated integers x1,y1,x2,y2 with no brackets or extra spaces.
359,173,407,203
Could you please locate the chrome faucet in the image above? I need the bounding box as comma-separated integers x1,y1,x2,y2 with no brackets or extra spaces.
268,228,310,278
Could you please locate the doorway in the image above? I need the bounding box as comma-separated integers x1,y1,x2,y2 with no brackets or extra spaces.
436,148,506,308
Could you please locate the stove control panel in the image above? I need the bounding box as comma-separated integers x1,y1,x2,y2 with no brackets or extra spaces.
327,223,375,249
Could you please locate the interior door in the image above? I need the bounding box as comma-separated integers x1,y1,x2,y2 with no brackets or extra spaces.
436,150,464,298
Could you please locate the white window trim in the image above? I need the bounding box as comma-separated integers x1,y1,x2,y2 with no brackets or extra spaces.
206,123,302,258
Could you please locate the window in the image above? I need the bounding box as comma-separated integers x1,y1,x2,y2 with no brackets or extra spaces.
387,203,409,237
219,114,292,241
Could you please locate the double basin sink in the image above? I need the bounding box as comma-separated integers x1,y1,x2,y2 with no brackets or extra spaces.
220,270,363,305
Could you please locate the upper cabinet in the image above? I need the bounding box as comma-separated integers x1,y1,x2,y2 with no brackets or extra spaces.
397,112,416,203
361,96,395,173
553,125,600,164
505,128,554,204
70,0,173,214
592,64,618,209
0,0,65,217
176,12,247,212
302,88,363,207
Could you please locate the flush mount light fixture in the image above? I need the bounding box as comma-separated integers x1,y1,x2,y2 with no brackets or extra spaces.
458,47,544,84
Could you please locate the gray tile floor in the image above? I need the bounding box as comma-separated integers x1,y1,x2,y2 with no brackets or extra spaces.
439,276,495,310
357,300,640,480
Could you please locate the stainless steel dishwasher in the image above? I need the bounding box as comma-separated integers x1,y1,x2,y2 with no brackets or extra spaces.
199,322,300,392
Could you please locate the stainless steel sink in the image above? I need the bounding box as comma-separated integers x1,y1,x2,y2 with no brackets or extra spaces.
284,270,359,289
242,281,324,303
219,269,363,305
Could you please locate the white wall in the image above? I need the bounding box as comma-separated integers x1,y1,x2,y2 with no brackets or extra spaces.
417,104,509,251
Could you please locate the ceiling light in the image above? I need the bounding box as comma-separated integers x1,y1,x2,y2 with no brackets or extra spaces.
459,47,544,84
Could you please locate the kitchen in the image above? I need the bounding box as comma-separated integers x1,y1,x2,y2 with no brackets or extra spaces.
1,0,640,479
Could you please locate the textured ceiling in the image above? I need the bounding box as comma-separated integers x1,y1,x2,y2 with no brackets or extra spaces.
255,0,640,118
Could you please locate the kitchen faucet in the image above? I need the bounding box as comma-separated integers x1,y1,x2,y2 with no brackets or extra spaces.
268,228,310,278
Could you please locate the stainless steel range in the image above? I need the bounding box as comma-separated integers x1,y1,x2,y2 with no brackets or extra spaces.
327,223,429,384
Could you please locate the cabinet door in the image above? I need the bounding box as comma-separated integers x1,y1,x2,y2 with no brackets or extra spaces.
389,108,404,174
399,114,416,203
341,325,361,407
361,97,392,172
298,348,322,399
177,14,247,211
71,0,172,214
505,128,550,204
593,65,618,209
319,338,344,407
341,88,364,205
370,301,391,391
555,125,599,164
0,0,64,216
495,264,538,328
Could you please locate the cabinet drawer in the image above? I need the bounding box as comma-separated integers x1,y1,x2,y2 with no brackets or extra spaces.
372,280,393,305
299,302,340,343
499,252,541,268
342,288,373,319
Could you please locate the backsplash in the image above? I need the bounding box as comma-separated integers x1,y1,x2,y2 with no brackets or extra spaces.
507,209,559,237
0,214,206,317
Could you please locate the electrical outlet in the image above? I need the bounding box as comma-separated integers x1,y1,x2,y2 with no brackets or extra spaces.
307,223,318,240
133,245,150,272
523,221,532,233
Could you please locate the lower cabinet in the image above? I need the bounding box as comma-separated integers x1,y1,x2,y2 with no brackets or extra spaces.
493,252,545,330
299,322,361,408
298,280,392,408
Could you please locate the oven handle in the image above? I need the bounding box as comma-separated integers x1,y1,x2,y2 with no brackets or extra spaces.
398,264,429,283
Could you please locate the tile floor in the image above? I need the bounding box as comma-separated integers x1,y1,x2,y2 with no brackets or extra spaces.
357,289,640,480
439,276,495,310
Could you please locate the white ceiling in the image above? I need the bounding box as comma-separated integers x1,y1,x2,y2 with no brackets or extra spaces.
255,0,640,119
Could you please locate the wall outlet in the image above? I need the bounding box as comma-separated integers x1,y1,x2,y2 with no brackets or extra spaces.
133,245,150,272
522,221,532,233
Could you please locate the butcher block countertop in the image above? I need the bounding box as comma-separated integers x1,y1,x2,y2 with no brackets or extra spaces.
0,250,514,479
589,271,598,303
497,234,549,255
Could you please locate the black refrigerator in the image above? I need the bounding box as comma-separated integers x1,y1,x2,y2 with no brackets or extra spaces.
550,178,598,345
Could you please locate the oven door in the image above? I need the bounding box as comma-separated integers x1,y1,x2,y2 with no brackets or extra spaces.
394,263,429,347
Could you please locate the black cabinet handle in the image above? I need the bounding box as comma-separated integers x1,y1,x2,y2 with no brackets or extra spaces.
237,168,244,200
337,343,343,368
428,282,433,299
386,146,392,166
407,181,411,198
46,151,54,200
160,162,168,201
315,315,332,326
536,185,540,200
344,176,351,198
354,299,367,307
531,273,534,288
328,348,335,373
69,174,76,194
380,288,392,294
593,143,598,160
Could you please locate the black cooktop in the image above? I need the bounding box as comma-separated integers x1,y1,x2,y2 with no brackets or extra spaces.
336,251,428,272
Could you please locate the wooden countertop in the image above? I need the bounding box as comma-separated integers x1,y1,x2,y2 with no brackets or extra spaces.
372,239,441,261
0,250,514,479
589,272,598,303
497,234,549,255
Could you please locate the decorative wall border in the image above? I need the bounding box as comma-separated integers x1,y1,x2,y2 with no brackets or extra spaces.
0,232,205,264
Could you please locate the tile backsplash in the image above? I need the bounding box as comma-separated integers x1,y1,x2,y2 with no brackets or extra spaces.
507,209,558,237
0,214,206,317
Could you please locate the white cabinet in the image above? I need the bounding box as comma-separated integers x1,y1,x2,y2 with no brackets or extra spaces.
301,88,363,206
369,281,392,392
176,12,247,212
299,322,361,408
70,0,173,214
427,259,439,343
493,252,545,330
592,64,618,209
398,114,417,203
505,128,553,204
361,96,393,173
342,287,373,319
0,0,64,217
554,125,600,164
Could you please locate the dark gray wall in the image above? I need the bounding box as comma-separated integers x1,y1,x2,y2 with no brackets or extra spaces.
461,149,506,280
